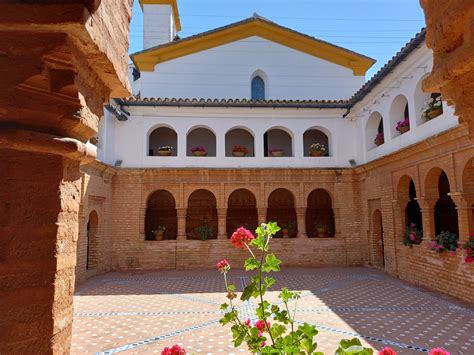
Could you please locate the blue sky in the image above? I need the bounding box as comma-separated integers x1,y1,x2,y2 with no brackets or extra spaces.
129,0,426,79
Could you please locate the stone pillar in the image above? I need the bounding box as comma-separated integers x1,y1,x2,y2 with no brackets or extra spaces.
217,208,227,240
450,193,471,242
417,197,437,244
257,208,267,225
176,208,187,240
295,207,308,238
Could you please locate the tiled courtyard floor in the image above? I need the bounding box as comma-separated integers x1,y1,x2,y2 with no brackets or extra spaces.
72,267,474,354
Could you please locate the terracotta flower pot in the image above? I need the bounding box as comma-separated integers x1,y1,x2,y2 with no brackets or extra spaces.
271,151,284,157
158,150,172,156
193,151,208,157
154,231,164,241
282,229,290,238
427,108,442,119
316,228,327,238
310,150,324,157
398,126,409,134
232,151,246,157
375,139,384,146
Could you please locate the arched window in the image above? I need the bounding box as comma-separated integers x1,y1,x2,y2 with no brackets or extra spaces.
264,128,293,157
434,172,458,235
227,189,258,236
389,95,410,138
225,128,255,157
303,128,330,157
148,126,178,156
366,112,384,150
186,189,218,240
187,127,216,157
251,76,265,100
306,189,335,238
267,188,297,238
145,190,177,241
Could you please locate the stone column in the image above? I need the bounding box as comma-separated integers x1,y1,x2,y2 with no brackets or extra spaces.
417,197,437,245
295,207,308,238
217,208,227,240
257,208,267,225
176,208,187,240
450,193,471,242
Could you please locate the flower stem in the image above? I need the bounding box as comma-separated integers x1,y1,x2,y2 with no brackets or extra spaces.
258,234,275,345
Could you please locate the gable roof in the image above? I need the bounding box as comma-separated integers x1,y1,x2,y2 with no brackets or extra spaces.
131,14,375,75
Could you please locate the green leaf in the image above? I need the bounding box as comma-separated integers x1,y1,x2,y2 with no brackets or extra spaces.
266,221,281,236
227,284,236,292
264,276,276,288
298,322,318,338
244,257,259,271
336,338,373,355
220,303,229,311
270,323,286,339
240,283,255,301
262,254,281,272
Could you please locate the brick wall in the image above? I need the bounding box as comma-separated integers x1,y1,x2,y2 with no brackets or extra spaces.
78,126,474,302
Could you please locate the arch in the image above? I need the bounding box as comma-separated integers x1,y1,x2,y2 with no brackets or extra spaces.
186,189,218,240
414,74,443,126
371,210,385,267
148,126,178,156
462,158,474,235
266,188,297,238
145,190,177,241
86,210,99,270
432,171,459,235
225,127,255,157
306,189,335,238
264,127,293,157
187,126,216,157
251,74,265,100
389,94,410,138
226,189,258,237
366,111,384,150
303,128,330,157
397,177,423,235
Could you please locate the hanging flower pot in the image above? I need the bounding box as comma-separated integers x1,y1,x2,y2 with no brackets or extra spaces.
310,150,324,157
191,146,207,156
270,149,284,157
156,145,173,156
232,145,249,157
427,108,443,119
309,143,326,156
398,126,409,134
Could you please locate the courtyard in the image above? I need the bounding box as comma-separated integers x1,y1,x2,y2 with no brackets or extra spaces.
72,267,474,354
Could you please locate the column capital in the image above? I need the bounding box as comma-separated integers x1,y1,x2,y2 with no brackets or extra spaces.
415,196,437,210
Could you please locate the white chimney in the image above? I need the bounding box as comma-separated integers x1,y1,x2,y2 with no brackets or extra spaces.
141,0,181,49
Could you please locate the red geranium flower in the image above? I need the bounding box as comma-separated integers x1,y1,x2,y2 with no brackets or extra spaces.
255,319,270,332
230,227,255,248
216,259,230,272
161,344,186,355
379,347,397,355
429,348,450,355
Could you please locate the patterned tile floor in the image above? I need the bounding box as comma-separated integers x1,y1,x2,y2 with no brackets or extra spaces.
72,267,474,354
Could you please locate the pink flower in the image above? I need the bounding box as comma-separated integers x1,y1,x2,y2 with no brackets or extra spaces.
450,251,456,256
409,233,415,241
465,255,473,263
410,223,416,228
255,320,270,332
429,348,450,355
230,227,255,248
161,345,186,355
216,259,230,272
379,347,397,355
244,319,251,327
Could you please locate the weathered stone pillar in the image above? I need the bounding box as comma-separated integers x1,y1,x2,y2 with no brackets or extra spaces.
450,193,471,242
176,208,187,240
257,208,267,225
217,208,227,240
417,197,437,244
0,1,132,352
295,207,308,238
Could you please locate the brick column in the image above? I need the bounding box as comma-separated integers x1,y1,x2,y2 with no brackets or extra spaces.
450,193,471,242
217,208,227,240
257,208,267,225
176,208,187,240
0,151,81,353
417,197,437,245
295,207,308,238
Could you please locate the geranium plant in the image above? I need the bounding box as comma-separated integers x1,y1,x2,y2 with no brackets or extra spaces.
233,144,250,155
191,146,207,153
402,223,422,247
396,118,410,133
431,231,459,253
196,224,213,241
374,132,384,146
217,223,374,354
309,143,326,152
158,145,173,152
462,238,474,263
422,95,442,119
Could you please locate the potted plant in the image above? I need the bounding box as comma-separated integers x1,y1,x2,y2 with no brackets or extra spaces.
308,143,326,156
281,221,295,238
232,144,250,157
191,146,208,157
374,132,384,146
269,148,284,157
157,145,173,156
152,225,166,241
462,238,474,263
402,222,423,247
196,224,213,241
314,224,328,238
422,95,443,120
431,231,459,253
396,118,410,134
